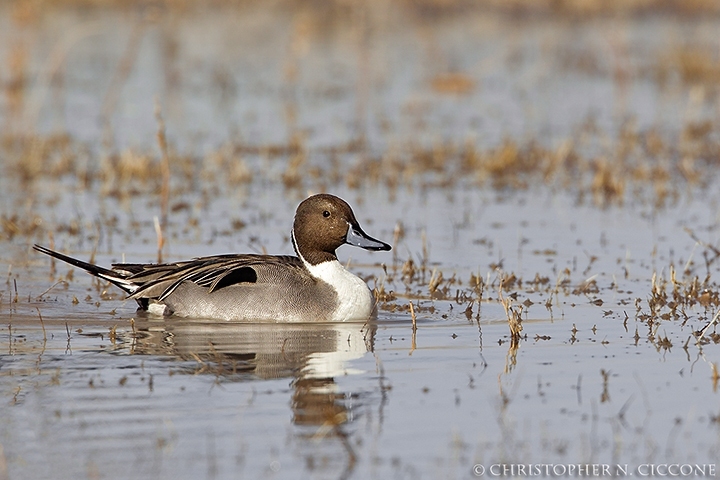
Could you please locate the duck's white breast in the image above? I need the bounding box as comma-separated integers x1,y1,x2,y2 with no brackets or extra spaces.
306,260,374,321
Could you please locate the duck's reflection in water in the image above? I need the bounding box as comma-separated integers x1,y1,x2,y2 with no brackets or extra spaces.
122,318,378,474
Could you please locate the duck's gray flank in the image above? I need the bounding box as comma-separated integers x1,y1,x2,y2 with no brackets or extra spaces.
33,193,392,322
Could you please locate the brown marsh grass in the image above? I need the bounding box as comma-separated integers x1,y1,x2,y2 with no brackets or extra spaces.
2,0,720,212
2,114,719,243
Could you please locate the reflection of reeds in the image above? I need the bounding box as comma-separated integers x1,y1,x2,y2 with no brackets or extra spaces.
600,369,610,403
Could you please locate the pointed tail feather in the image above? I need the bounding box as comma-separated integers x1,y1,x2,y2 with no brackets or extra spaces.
33,244,138,294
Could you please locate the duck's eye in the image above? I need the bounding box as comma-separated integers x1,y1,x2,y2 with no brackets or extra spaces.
323,210,331,218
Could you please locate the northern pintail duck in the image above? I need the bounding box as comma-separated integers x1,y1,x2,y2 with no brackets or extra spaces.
34,194,391,322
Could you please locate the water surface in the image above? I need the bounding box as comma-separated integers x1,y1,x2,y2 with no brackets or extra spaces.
2,4,720,479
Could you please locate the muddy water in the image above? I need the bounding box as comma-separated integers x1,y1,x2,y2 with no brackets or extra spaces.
2,4,720,480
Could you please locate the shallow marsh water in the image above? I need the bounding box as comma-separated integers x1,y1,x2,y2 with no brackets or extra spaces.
2,3,720,479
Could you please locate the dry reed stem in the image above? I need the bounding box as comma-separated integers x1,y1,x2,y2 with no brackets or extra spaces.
699,309,720,340
154,99,171,263
48,232,55,278
409,301,417,355
409,301,417,332
153,216,164,264
35,280,68,300
36,307,46,343
499,288,523,341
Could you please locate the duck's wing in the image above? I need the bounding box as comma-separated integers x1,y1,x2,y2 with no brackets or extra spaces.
117,254,305,301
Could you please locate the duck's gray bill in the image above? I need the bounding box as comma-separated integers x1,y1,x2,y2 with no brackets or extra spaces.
346,226,392,251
